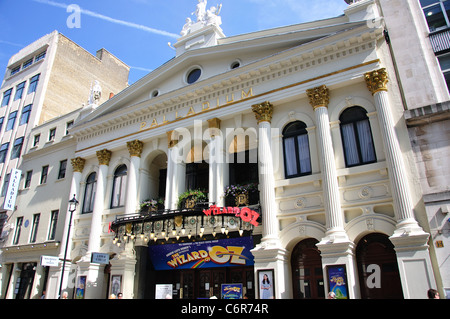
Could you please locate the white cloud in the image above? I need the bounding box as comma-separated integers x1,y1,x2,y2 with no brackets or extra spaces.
32,0,179,39
246,0,348,28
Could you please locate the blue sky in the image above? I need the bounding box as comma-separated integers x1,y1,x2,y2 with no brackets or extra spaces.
0,0,349,84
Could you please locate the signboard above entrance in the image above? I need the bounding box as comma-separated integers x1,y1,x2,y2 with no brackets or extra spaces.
149,237,255,271
203,205,260,226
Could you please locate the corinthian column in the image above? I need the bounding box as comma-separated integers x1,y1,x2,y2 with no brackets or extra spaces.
87,149,111,255
252,101,279,245
307,85,348,242
165,131,186,210
365,69,425,235
126,140,143,215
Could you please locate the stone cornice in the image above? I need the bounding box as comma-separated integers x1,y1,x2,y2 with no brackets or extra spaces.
72,26,383,148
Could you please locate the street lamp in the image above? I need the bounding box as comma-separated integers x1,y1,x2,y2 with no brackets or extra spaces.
58,194,78,299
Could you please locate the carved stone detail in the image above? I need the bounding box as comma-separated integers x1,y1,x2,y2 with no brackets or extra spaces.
306,85,329,110
96,149,112,166
71,157,86,173
127,140,144,157
365,68,389,95
252,101,274,124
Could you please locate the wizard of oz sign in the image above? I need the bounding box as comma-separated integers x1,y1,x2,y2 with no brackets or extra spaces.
148,237,255,270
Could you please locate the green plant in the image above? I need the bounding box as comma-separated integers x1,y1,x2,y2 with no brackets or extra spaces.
176,189,208,208
223,183,258,197
140,198,164,210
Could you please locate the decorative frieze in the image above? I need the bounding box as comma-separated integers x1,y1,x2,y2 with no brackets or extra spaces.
307,85,330,110
96,149,112,166
127,140,144,157
71,157,86,173
252,101,274,124
365,68,388,95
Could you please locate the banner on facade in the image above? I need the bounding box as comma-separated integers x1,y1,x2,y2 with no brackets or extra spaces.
3,169,21,211
149,237,255,271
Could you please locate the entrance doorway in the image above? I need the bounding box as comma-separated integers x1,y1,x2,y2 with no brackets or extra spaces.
15,263,36,299
154,267,254,299
356,233,403,299
291,238,325,299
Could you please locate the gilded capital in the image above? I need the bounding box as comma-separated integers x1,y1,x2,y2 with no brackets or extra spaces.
365,68,388,95
207,118,221,137
71,157,86,173
307,85,329,110
96,149,112,166
167,130,179,148
252,101,274,124
127,140,144,157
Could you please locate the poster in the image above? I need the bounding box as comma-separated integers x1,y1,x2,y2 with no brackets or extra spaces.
221,284,243,299
75,276,86,299
148,237,254,271
258,270,275,299
155,284,173,299
327,265,349,299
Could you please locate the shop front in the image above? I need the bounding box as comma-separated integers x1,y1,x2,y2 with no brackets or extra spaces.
110,200,261,299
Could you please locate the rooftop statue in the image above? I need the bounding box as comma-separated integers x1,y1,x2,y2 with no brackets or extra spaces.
181,0,222,36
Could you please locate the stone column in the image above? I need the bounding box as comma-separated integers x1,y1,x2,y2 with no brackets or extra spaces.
307,86,358,298
51,157,85,299
207,118,227,206
251,101,279,244
165,131,185,210
87,149,111,255
365,69,424,235
126,140,143,215
250,101,288,299
307,85,348,242
365,69,436,298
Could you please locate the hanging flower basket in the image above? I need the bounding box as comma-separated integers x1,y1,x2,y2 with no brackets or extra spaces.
140,198,165,213
177,189,208,210
224,183,259,207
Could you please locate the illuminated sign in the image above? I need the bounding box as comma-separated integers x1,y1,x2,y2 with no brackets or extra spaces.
148,237,254,271
203,205,260,227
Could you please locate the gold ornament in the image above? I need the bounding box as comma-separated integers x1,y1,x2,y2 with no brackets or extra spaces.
127,140,144,157
365,68,388,95
71,157,86,173
306,85,329,110
252,101,274,124
96,149,112,166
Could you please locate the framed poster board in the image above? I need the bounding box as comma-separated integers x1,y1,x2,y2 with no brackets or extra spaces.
75,276,86,299
257,269,275,299
221,283,243,299
326,265,349,299
110,275,122,297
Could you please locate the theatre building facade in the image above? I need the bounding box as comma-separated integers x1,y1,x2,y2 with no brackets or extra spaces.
4,0,446,299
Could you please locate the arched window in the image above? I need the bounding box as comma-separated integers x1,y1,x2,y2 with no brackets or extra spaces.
111,164,127,208
283,121,312,178
340,106,376,167
82,172,97,214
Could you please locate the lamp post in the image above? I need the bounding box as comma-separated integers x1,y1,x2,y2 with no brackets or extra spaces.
58,194,78,299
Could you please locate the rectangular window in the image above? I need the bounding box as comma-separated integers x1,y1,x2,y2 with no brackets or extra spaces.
40,165,49,184
48,210,59,241
6,111,17,131
58,159,67,179
28,74,40,94
24,170,32,188
20,104,32,125
49,128,56,141
11,137,24,159
66,120,74,135
1,173,10,197
0,143,9,164
0,117,4,132
33,134,40,147
30,213,40,243
14,82,26,101
13,217,23,245
10,66,20,76
35,51,46,63
22,59,33,69
1,89,12,107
